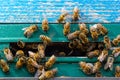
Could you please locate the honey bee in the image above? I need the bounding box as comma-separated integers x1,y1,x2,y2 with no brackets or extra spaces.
24,24,38,38
87,43,97,52
39,68,57,80
45,55,56,69
95,71,102,77
28,51,41,62
17,40,25,48
115,66,120,77
40,35,51,46
90,26,98,40
15,50,24,58
97,23,108,35
38,44,45,58
42,19,49,33
98,43,104,50
79,61,93,75
112,47,120,57
87,50,100,58
79,23,89,35
16,56,26,69
26,43,38,49
92,61,102,73
67,31,80,40
72,6,80,21
34,65,44,77
26,57,39,69
4,48,14,62
57,13,68,23
63,22,70,36
79,32,89,44
0,59,9,72
98,49,108,62
68,39,82,49
104,55,114,70
104,36,111,49
112,35,120,46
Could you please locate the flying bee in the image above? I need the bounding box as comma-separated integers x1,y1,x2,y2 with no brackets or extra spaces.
72,6,80,21
39,68,57,80
79,61,93,75
63,22,70,36
45,55,56,69
40,35,51,46
87,50,100,58
24,24,38,38
112,47,120,57
104,55,114,70
92,61,102,73
97,23,108,35
95,71,102,77
17,40,25,48
115,66,120,77
42,19,49,33
34,65,44,77
15,50,24,58
98,49,108,62
16,56,26,69
38,44,45,58
4,48,14,62
67,31,80,40
0,59,9,72
90,26,98,40
79,32,89,44
104,36,111,49
79,23,89,35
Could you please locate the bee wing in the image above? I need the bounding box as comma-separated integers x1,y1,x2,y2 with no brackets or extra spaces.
109,64,113,71
104,63,109,70
22,27,28,31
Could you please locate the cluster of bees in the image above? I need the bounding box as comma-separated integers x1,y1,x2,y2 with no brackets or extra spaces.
0,6,120,78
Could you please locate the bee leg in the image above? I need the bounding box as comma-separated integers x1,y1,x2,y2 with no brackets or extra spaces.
68,50,74,56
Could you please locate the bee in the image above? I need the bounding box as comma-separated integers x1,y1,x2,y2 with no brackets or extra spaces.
87,50,100,58
26,57,39,69
34,65,44,77
72,6,80,21
68,39,82,49
4,48,14,62
16,56,26,69
24,24,38,38
63,22,70,36
95,71,102,77
17,40,25,48
57,13,68,23
38,44,45,58
28,51,41,62
112,35,120,46
104,36,111,49
90,26,98,40
39,68,57,80
26,43,38,49
97,23,108,35
92,61,102,73
87,43,97,52
79,61,93,75
98,43,104,50
79,23,89,35
45,55,56,69
15,50,24,58
40,35,51,46
79,32,89,44
0,59,9,72
67,31,80,40
42,19,49,33
98,49,108,62
112,47,120,57
104,55,114,70
115,66,120,77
